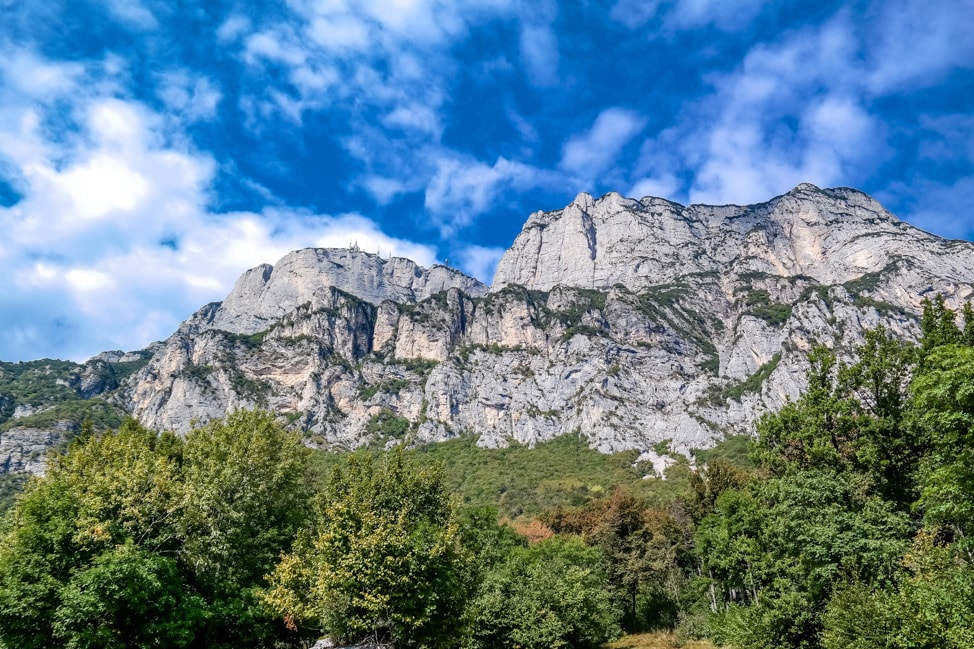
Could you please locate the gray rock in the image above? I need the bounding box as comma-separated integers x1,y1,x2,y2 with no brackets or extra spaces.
0,424,75,475
202,248,488,335
8,184,974,474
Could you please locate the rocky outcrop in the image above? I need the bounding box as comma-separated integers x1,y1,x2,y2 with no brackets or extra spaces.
118,185,970,455
491,184,974,310
0,424,75,475
196,248,488,335
5,184,974,475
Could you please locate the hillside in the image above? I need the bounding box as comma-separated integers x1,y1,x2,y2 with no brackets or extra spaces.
3,183,973,475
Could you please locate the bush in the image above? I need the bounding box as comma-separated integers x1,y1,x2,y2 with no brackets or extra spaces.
465,534,621,649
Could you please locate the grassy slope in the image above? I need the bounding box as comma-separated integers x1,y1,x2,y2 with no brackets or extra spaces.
413,434,696,519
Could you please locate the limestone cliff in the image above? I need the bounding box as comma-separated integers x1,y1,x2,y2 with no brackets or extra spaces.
3,184,973,475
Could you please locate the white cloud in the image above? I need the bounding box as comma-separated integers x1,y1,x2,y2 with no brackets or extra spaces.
560,108,647,180
308,15,372,51
53,154,151,219
0,48,439,361
104,0,158,30
519,23,559,87
244,31,308,66
0,50,83,100
216,14,251,43
454,244,506,284
382,104,442,136
609,0,660,29
360,176,407,204
628,174,680,200
156,72,222,122
863,0,974,94
667,0,766,30
424,155,555,233
624,15,887,206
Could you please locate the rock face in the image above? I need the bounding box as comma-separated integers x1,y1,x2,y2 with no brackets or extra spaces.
4,184,974,475
201,248,488,335
492,184,974,306
0,424,75,474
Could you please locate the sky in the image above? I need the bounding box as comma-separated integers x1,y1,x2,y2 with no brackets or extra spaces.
1,0,973,362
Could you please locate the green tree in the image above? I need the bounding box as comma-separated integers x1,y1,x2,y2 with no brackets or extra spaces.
177,410,314,648
464,534,620,649
0,411,313,649
920,294,962,354
911,345,974,552
699,470,909,649
822,530,974,649
0,419,195,649
261,450,468,648
52,543,204,649
753,345,860,474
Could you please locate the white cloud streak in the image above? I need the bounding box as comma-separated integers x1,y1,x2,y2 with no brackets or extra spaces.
424,156,557,233
560,108,647,182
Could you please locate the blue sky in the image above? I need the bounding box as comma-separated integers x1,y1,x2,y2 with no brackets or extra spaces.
1,0,972,361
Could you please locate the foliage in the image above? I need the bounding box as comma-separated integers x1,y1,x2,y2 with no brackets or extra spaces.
261,450,469,648
911,344,974,549
602,631,718,649
415,434,687,519
0,398,125,433
748,303,793,325
0,412,314,649
720,353,781,402
691,434,757,471
740,288,792,325
364,407,411,442
0,473,28,517
177,411,314,648
0,359,80,426
822,530,974,649
358,378,409,401
688,308,974,648
464,534,620,649
0,355,149,432
52,542,205,649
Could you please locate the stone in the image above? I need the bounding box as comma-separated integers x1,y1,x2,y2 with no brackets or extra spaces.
6,183,974,475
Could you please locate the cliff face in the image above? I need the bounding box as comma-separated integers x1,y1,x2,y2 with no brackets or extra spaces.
4,183,973,474
492,184,974,304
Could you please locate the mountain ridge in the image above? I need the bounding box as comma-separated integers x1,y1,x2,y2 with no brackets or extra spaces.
2,183,972,475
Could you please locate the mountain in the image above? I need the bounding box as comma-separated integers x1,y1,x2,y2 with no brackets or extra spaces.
3,183,973,476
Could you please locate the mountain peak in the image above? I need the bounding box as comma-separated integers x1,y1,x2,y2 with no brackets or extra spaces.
789,182,822,194
491,185,963,293
203,247,487,335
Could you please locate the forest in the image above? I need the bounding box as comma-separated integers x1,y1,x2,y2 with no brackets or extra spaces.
0,295,972,648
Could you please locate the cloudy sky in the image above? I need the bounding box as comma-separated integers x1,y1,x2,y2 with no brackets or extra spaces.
1,0,972,362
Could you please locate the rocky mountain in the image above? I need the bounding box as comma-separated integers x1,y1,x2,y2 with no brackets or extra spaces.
3,183,973,476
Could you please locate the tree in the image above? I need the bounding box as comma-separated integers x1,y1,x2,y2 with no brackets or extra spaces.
753,345,860,474
822,530,974,649
52,543,204,649
920,294,962,354
698,470,910,649
464,534,620,649
0,419,189,649
177,410,314,648
261,450,469,648
0,411,314,649
911,345,974,553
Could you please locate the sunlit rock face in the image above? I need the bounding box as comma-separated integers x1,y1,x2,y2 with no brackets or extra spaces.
492,183,974,304
6,183,974,475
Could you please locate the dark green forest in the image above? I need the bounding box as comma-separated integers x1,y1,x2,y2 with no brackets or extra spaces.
1,296,973,648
